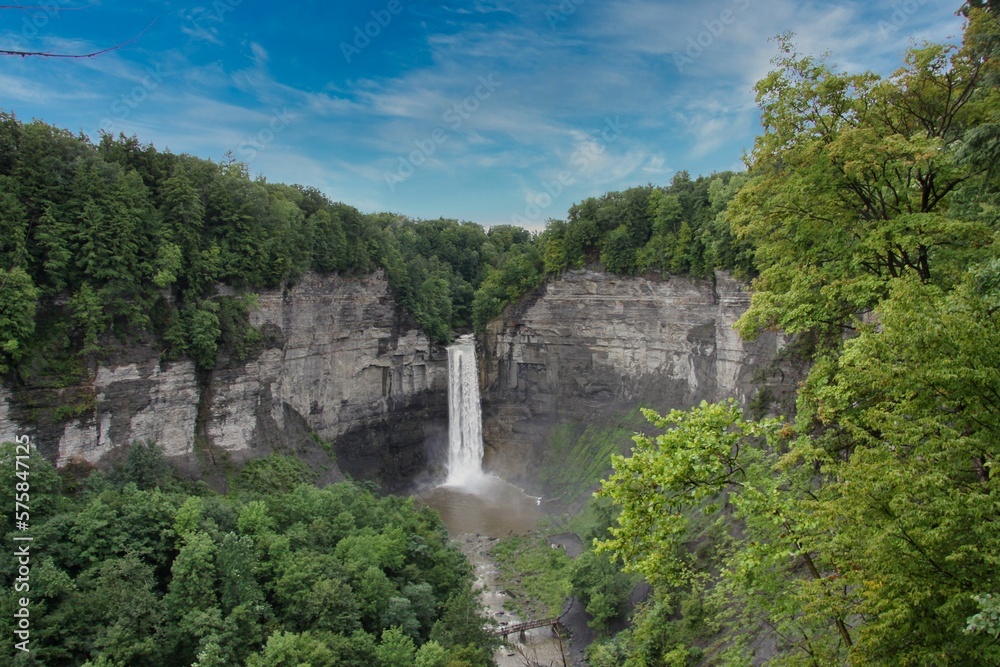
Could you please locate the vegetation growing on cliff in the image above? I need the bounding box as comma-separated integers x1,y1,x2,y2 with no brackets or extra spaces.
538,172,754,280
0,117,537,381
0,444,497,666
0,106,743,385
468,172,754,330
592,7,1000,665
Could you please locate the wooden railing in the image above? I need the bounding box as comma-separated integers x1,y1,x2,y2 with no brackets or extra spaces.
490,617,561,639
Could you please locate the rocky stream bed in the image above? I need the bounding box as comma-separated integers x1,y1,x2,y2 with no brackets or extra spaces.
456,533,593,667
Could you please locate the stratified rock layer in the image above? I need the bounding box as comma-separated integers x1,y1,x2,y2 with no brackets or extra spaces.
1,269,793,492
0,272,448,490
481,270,787,489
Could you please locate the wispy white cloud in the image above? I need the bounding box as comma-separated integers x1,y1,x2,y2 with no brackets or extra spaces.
179,6,226,46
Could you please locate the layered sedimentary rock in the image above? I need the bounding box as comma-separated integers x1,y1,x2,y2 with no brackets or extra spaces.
480,270,790,488
1,269,792,492
0,272,448,489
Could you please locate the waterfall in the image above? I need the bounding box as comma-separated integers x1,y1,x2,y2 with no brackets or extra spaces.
446,336,485,486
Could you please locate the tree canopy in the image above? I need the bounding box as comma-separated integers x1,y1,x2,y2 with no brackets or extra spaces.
0,115,525,392
0,446,498,666
594,8,1000,666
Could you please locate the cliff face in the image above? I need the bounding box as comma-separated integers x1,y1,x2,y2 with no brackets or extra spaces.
0,272,448,490
480,270,790,490
0,269,793,493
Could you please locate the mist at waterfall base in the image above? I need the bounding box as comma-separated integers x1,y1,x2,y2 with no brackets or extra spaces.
419,337,541,536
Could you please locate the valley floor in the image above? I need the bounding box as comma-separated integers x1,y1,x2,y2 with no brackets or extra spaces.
456,533,579,667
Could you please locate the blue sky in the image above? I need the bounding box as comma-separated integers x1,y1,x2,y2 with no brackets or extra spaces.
0,0,965,230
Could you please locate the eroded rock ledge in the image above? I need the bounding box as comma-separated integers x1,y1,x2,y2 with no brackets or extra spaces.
1,270,795,493
0,271,448,490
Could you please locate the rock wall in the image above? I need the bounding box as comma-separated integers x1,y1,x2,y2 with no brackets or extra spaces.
0,272,448,490
0,269,795,493
480,270,790,490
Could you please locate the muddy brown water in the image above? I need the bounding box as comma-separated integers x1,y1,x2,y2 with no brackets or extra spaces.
418,478,585,665
419,475,542,536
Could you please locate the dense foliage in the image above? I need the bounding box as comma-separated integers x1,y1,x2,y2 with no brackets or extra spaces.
594,8,1000,666
0,108,752,386
0,117,526,380
468,173,753,329
538,173,753,280
0,445,497,667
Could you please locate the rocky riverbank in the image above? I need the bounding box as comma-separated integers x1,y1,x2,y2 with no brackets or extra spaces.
456,533,577,667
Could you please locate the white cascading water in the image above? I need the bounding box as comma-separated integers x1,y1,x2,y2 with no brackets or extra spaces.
445,336,485,486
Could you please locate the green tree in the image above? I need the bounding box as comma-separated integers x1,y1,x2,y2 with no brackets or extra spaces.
79,556,167,667
600,225,638,275
152,242,183,289
668,220,693,275
109,440,172,490
246,631,336,667
0,174,28,268
541,227,568,275
802,270,1000,665
429,587,498,662
651,191,682,233
232,454,316,496
69,282,106,355
570,549,631,633
183,300,221,370
710,11,1000,665
415,640,448,667
0,266,38,372
163,531,223,664
597,401,854,664
216,532,265,615
70,485,179,571
312,208,348,273
416,271,453,342
729,28,996,342
471,244,542,329
376,626,416,667
166,531,218,614
32,203,75,294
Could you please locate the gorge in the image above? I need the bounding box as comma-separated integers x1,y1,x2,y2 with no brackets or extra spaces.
0,268,791,496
